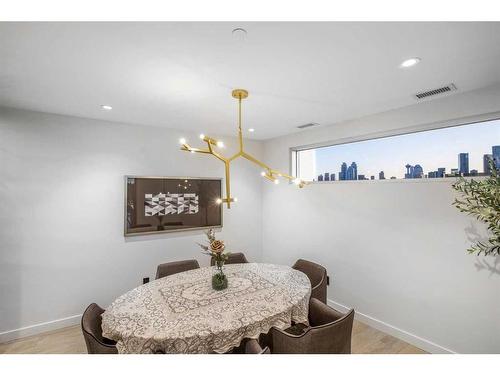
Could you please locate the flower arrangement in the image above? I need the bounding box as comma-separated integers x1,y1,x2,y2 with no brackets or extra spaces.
198,229,230,290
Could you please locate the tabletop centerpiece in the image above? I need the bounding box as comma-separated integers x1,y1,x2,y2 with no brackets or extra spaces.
198,229,230,290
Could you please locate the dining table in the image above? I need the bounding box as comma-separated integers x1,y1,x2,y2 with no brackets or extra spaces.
101,263,311,354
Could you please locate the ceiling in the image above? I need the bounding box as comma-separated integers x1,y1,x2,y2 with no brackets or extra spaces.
1,22,500,140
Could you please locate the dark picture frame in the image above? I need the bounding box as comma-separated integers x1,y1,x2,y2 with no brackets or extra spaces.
124,176,223,236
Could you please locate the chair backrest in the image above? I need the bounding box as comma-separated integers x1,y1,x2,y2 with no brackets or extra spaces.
155,259,200,279
210,252,249,266
81,303,118,354
292,259,327,303
271,298,354,354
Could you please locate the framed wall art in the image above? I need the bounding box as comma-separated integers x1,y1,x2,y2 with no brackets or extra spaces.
124,176,223,236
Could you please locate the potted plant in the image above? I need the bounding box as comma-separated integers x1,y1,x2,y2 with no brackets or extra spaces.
452,159,500,256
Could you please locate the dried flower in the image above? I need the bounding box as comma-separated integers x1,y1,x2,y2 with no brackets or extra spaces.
210,239,225,254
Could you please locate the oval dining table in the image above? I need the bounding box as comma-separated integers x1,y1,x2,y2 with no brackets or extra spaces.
101,263,311,354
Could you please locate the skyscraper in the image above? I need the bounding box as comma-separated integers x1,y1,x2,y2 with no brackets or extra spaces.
483,154,493,175
318,174,323,181
330,173,336,181
437,168,445,178
379,171,385,180
324,173,330,181
493,145,500,170
413,165,424,178
458,153,469,174
339,162,347,181
346,162,357,180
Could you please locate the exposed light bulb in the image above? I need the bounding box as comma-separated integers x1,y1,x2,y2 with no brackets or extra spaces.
234,197,238,202
100,105,112,111
274,179,280,185
216,141,224,148
179,138,186,145
190,150,195,153
215,198,222,204
248,128,255,132
293,178,301,185
199,134,205,139
260,171,266,177
400,57,421,68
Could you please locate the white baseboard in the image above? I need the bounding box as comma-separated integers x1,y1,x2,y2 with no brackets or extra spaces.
328,299,456,354
0,314,82,344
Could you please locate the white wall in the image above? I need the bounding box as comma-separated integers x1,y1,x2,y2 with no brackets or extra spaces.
261,84,500,354
0,107,264,341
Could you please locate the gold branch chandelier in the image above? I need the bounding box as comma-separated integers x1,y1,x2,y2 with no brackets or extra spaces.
179,89,306,208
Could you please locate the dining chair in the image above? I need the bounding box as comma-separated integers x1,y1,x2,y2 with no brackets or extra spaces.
269,298,354,354
244,338,271,354
81,303,118,354
155,259,200,279
292,258,328,304
210,252,249,266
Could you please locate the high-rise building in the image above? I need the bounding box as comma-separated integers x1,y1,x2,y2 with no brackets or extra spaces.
437,168,446,178
413,164,424,178
458,153,469,174
339,162,347,181
483,154,493,175
324,173,330,181
318,174,323,181
379,171,385,180
346,162,357,180
330,173,336,181
493,145,500,170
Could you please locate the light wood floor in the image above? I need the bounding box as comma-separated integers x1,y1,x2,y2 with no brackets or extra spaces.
0,320,427,354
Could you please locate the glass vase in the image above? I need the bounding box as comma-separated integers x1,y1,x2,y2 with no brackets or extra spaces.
212,261,228,290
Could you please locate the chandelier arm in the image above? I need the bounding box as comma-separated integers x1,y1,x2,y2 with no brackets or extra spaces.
228,151,243,162
180,144,212,154
241,152,273,171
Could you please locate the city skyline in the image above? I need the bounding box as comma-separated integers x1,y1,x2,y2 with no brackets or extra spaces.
314,145,499,181
301,118,500,180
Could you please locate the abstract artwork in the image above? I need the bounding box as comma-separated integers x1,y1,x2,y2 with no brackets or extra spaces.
144,193,199,216
124,177,222,236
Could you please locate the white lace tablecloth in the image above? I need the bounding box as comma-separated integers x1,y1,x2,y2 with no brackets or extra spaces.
101,263,311,354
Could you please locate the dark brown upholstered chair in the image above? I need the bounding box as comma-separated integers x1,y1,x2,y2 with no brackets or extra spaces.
270,298,354,354
81,303,118,354
244,339,271,354
292,259,328,304
155,259,200,280
210,252,249,266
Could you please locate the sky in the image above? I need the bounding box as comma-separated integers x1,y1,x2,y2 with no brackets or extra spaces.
304,119,500,180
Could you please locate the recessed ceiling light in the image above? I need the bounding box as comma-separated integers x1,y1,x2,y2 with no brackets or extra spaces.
400,57,421,68
248,128,255,132
101,105,112,111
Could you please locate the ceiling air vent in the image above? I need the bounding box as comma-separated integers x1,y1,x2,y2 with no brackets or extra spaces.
297,122,320,129
414,84,457,100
